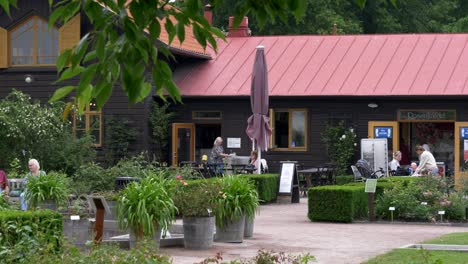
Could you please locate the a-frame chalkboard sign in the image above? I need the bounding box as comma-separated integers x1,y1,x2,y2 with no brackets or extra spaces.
277,161,300,203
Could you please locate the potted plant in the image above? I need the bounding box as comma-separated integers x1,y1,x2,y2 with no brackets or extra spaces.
213,176,259,243
25,171,69,210
173,176,220,249
117,175,177,249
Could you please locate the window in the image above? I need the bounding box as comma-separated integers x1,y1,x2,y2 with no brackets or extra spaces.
271,109,307,150
73,102,103,147
10,16,58,66
192,111,223,119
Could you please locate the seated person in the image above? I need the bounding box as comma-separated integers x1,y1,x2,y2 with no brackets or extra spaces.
389,151,408,176
0,169,9,196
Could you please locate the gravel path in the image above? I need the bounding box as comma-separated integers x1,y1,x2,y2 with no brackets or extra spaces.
160,198,468,264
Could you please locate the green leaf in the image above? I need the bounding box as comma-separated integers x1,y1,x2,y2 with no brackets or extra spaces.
95,82,113,109
56,66,85,83
0,0,11,16
164,18,176,44
192,24,206,49
56,49,72,73
176,22,186,44
48,5,67,28
136,83,152,102
49,85,75,102
83,50,97,63
72,33,90,66
148,19,161,40
355,0,367,9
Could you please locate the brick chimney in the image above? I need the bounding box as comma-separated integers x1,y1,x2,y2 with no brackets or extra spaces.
204,4,212,25
228,16,250,37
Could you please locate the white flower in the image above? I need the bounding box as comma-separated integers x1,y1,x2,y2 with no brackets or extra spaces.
341,134,346,139
349,128,354,133
354,143,357,146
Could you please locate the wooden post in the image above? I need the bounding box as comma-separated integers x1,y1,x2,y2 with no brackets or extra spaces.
368,193,375,222
93,198,105,244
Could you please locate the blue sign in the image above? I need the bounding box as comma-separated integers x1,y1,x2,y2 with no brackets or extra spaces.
375,127,392,138
461,128,468,139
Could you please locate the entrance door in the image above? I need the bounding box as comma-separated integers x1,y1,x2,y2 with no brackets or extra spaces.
172,123,195,166
368,121,399,153
454,122,468,184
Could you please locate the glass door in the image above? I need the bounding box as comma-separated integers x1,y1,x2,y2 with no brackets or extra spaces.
454,122,468,184
171,123,195,167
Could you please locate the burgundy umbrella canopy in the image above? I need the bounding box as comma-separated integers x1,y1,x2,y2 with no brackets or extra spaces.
246,46,272,173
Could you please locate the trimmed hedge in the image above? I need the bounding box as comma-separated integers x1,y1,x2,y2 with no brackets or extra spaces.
240,174,279,203
335,175,354,185
308,185,368,223
0,210,63,251
308,177,422,223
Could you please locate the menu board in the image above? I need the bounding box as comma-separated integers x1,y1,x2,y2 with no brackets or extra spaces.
279,163,295,193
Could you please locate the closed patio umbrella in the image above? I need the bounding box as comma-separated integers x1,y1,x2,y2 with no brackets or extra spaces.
246,46,272,174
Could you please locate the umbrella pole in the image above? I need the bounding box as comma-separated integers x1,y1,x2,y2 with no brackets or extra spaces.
257,148,261,174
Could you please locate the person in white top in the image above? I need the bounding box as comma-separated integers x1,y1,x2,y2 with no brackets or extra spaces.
415,145,438,176
389,151,402,172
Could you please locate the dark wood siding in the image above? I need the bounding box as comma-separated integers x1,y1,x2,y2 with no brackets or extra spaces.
172,96,468,173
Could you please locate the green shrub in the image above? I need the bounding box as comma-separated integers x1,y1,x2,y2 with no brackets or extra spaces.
308,185,368,223
336,175,354,185
104,116,139,166
0,210,63,262
25,172,70,209
173,178,221,217
240,174,279,203
72,162,110,194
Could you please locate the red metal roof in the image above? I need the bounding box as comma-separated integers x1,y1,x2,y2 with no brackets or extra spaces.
174,34,468,96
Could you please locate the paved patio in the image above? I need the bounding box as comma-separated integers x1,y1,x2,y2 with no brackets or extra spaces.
160,198,468,264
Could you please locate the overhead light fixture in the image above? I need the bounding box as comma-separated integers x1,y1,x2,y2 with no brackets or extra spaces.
368,102,378,109
24,74,34,84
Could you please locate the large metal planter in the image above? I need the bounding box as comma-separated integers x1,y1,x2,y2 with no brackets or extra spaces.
215,215,245,243
183,216,215,250
244,216,254,238
129,227,162,249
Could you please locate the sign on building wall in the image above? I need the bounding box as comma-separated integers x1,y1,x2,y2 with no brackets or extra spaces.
227,138,241,148
374,127,392,138
398,110,456,122
461,128,468,139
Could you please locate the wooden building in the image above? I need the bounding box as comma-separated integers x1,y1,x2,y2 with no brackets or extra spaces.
172,18,468,183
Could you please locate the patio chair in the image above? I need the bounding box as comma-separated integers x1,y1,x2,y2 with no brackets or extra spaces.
351,165,364,182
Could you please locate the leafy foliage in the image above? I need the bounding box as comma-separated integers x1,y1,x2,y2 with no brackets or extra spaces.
212,176,259,228
0,210,63,263
149,102,175,162
375,176,468,221
0,0,306,112
321,122,356,175
173,178,220,217
24,172,70,209
71,162,110,194
117,174,177,238
0,90,95,175
199,249,315,264
240,174,279,203
104,116,139,166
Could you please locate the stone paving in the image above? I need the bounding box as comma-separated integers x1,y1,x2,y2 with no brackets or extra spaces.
160,198,468,264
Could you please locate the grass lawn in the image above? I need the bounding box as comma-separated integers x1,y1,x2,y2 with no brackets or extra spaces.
424,232,468,245
364,233,468,264
364,248,468,264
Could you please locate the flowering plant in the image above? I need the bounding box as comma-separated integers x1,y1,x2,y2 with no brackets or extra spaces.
321,121,357,175
173,176,220,217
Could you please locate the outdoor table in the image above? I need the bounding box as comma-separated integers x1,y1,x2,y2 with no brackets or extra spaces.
297,167,330,195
